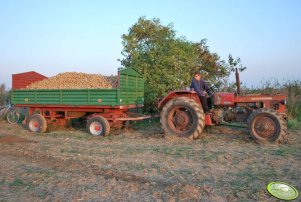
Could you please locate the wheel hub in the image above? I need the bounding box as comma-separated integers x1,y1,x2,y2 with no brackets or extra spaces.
29,120,39,132
174,110,190,128
167,106,194,136
33,122,39,128
254,116,276,138
94,125,101,131
90,121,103,136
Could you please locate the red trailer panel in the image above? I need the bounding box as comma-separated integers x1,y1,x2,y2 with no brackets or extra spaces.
12,71,48,89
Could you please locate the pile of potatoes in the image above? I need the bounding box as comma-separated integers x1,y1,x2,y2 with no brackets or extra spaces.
103,75,118,88
26,72,118,89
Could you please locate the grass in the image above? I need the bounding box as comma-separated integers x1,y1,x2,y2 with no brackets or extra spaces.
0,179,5,186
223,166,277,200
60,149,80,154
266,145,301,158
288,118,301,129
1,120,301,201
9,179,25,187
36,129,96,141
8,178,34,191
131,117,161,130
150,146,194,159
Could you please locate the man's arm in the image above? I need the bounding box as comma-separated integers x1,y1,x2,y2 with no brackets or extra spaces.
201,79,210,92
200,79,214,97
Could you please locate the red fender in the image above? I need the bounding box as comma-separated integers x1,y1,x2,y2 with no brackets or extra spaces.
158,90,201,109
158,90,215,126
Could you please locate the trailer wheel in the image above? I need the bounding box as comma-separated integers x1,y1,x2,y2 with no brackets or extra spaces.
27,114,47,133
87,116,110,136
160,97,205,139
247,108,287,144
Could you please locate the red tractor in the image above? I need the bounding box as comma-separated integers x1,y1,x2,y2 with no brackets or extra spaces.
158,70,287,144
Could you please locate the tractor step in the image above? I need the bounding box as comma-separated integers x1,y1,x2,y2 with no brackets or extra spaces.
205,114,214,126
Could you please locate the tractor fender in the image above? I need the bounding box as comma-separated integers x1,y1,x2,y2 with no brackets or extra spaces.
158,90,201,110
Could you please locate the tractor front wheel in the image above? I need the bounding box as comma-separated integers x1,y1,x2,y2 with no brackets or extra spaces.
247,108,287,144
160,97,205,139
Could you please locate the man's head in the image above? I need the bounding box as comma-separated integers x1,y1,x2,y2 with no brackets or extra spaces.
193,71,201,81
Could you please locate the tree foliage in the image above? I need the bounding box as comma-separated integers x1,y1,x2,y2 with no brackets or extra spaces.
220,54,248,92
120,17,230,110
228,54,247,72
0,83,8,106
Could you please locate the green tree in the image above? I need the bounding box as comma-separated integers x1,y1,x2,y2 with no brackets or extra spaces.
0,83,6,105
120,17,229,111
222,54,247,92
193,40,230,90
228,54,247,73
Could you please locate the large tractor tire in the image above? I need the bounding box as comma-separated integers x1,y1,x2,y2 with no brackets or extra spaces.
247,108,287,144
86,116,110,137
27,114,47,133
160,97,205,139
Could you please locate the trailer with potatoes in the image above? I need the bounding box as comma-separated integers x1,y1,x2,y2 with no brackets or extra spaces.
11,68,149,136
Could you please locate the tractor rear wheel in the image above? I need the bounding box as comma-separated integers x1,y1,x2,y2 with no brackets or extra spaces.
27,114,47,133
247,108,287,144
160,97,205,139
86,116,110,137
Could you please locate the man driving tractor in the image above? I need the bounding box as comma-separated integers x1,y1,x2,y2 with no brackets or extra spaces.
190,71,213,113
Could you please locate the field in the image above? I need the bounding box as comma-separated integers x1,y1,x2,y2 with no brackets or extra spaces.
0,120,300,202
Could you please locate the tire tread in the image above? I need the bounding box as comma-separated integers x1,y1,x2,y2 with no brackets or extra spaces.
247,108,287,144
160,97,205,139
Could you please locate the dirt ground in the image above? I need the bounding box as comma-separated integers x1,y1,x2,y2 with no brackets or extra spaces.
0,120,300,202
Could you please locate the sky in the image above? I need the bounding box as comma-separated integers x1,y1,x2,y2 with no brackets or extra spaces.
0,0,300,89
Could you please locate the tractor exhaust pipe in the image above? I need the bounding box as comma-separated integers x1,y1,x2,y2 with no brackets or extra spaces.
235,68,241,95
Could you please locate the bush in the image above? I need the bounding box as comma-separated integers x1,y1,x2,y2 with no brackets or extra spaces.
285,80,301,119
288,119,301,129
0,83,9,106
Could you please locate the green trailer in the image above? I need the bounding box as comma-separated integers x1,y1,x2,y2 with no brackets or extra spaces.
11,68,149,136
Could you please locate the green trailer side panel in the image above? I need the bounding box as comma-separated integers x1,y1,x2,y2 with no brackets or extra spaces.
118,68,144,105
88,89,119,106
12,89,119,106
11,67,145,107
12,90,36,104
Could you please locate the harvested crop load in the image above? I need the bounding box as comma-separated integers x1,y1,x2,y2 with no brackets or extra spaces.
103,75,118,88
26,72,116,89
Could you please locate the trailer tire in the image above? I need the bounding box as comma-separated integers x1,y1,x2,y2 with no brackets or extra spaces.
87,116,110,137
27,114,47,133
160,97,205,139
247,108,287,144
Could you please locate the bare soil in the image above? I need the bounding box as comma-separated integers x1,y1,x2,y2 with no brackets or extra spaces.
0,120,300,201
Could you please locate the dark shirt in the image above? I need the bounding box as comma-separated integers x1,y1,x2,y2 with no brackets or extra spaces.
190,78,210,97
